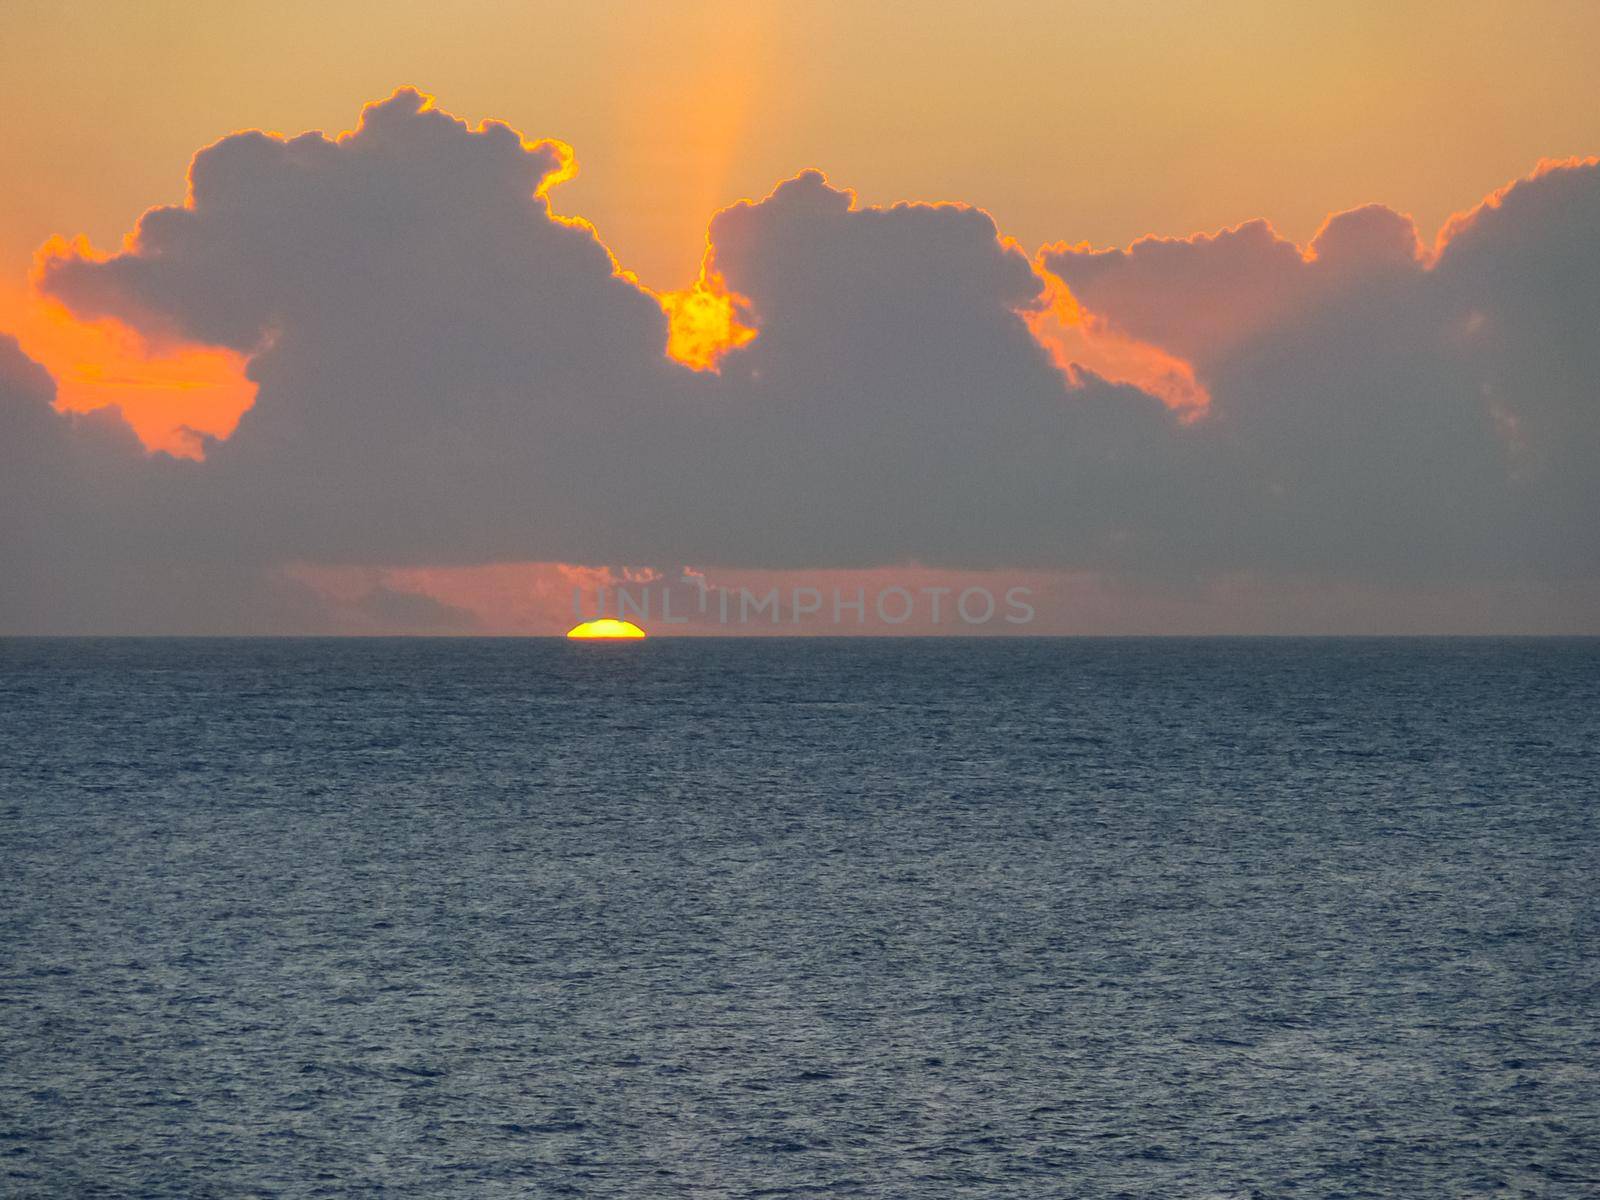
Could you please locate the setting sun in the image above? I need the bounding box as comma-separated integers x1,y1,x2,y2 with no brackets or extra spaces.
565,619,648,639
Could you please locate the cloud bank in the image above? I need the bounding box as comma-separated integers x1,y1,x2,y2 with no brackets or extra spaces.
5,90,1597,632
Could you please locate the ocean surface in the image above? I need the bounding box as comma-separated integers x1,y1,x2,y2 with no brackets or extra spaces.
1,637,1597,1198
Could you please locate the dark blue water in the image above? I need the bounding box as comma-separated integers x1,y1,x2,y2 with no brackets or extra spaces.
2,638,1597,1198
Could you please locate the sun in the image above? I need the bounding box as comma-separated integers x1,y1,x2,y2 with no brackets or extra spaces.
566,619,648,639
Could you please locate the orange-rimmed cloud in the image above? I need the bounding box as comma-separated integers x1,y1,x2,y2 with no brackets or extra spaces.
1039,202,1430,375
1434,155,1600,255
689,168,1210,409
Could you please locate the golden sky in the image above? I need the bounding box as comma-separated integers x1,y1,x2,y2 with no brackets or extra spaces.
6,0,1597,453
6,0,1599,299
4,1,1599,633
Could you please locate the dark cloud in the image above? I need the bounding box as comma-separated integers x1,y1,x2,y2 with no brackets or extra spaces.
673,170,1184,568
1043,159,1600,582
0,334,154,628
40,88,690,567
6,95,1597,632
35,96,1180,572
1042,203,1426,373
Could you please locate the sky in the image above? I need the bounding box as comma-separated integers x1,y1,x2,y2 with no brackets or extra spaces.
2,0,1598,634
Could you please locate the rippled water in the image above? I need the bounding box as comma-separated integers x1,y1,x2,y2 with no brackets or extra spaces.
2,637,1597,1197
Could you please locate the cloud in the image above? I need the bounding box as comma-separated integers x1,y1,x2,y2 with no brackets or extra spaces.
6,92,1597,632
34,99,1183,572
669,169,1188,568
1041,203,1426,373
1431,158,1600,562
1042,160,1600,581
39,88,696,567
0,334,150,627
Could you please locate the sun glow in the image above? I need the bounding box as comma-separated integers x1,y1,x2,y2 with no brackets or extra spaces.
662,273,757,371
566,618,648,639
1022,265,1209,416
16,243,256,458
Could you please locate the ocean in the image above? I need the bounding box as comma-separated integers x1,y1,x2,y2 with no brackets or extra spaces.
2,637,1597,1197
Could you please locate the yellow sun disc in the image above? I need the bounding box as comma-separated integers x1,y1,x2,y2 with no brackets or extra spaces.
566,619,648,639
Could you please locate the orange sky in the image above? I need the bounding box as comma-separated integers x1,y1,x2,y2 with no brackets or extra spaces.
4,0,1600,458
4,4,1599,634
8,1,1600,284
